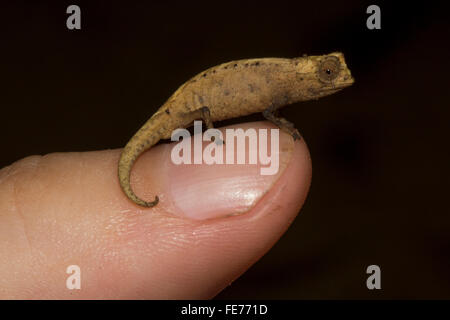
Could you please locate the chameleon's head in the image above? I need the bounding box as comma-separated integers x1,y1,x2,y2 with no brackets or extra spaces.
294,52,354,98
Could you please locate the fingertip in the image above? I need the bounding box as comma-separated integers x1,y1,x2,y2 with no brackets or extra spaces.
0,121,312,299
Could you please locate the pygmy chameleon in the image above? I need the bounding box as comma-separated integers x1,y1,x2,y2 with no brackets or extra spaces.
118,52,354,207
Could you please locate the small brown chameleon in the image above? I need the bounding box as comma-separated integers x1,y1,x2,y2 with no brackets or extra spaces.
118,52,354,207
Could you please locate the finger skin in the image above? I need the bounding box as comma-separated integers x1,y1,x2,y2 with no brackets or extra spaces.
0,121,312,299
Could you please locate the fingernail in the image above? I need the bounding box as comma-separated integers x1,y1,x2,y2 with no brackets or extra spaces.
167,123,295,220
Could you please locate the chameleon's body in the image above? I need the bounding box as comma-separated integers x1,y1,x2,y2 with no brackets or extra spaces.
119,52,354,207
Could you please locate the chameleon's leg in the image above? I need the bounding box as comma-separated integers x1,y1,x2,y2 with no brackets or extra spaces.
199,106,214,131
185,106,224,144
181,106,212,128
263,104,301,141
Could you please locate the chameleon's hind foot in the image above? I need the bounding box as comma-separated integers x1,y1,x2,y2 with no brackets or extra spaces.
211,135,225,145
291,129,302,141
185,106,225,145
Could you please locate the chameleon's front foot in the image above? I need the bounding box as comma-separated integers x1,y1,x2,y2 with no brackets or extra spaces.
262,106,302,141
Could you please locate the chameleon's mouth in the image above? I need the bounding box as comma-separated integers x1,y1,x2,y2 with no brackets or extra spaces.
324,77,355,90
336,76,355,88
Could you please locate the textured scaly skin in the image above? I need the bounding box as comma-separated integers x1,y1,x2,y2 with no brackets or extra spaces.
118,52,354,207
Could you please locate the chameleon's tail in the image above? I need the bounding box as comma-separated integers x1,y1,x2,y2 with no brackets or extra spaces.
118,148,159,207
118,120,162,208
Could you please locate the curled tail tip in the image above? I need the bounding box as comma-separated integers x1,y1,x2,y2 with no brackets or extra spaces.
141,195,159,208
131,194,159,208
118,144,159,208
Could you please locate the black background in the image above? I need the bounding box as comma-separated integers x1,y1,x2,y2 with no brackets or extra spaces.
1,1,449,298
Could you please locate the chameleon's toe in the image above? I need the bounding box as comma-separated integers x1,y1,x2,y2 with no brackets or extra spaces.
292,129,302,141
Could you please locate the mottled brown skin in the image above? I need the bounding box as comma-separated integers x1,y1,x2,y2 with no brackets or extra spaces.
119,52,354,207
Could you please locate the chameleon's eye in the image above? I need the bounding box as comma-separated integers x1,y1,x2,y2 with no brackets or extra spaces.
318,56,341,82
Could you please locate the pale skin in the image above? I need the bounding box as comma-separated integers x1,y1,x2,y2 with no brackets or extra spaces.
0,122,312,299
119,52,354,207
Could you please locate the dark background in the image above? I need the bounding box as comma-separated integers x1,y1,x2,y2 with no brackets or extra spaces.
1,1,449,298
